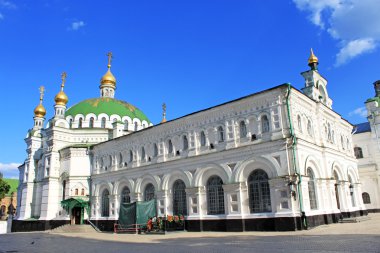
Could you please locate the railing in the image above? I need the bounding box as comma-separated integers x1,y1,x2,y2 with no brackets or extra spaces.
87,219,101,233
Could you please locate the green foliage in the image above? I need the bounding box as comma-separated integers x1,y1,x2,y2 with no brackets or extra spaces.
0,177,11,201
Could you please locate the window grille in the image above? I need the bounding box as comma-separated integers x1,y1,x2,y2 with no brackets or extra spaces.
173,180,187,215
240,121,247,138
248,169,271,213
144,183,155,201
217,126,224,142
354,147,363,159
120,187,131,204
362,192,371,204
102,189,110,217
200,131,206,147
207,176,225,215
307,168,318,210
261,115,270,133
183,135,189,150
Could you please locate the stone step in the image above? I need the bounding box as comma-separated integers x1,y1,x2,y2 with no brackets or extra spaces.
50,224,98,233
340,216,371,223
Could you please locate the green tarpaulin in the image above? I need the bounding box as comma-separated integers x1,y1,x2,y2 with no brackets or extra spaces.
119,199,156,227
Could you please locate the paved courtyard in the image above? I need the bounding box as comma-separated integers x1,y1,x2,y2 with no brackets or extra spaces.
1,214,380,253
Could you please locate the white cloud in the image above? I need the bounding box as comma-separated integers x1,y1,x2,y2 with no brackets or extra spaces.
349,107,367,118
0,0,16,9
293,0,380,66
69,21,85,31
0,162,21,172
336,39,376,66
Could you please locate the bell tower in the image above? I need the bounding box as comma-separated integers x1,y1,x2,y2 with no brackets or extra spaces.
301,49,333,109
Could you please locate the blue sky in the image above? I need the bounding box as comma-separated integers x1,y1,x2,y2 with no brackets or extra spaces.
0,0,379,178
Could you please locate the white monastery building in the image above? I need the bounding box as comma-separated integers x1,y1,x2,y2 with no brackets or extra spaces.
353,81,380,213
14,51,367,232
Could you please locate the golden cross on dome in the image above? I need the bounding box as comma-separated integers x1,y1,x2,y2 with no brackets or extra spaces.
39,86,45,103
107,52,113,68
162,103,166,115
161,103,167,123
61,72,67,90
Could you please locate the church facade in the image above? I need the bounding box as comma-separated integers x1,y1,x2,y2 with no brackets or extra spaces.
14,51,366,232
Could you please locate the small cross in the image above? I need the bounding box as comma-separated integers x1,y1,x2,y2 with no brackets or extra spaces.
39,86,45,102
107,52,113,67
61,72,67,83
162,103,166,115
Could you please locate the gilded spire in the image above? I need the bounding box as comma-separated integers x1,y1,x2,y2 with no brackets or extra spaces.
100,52,116,87
34,86,47,118
161,103,167,123
55,72,69,106
308,48,318,64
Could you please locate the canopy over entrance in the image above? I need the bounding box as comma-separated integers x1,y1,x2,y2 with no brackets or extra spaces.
61,198,90,225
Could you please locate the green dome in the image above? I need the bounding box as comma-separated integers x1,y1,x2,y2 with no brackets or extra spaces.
65,98,151,124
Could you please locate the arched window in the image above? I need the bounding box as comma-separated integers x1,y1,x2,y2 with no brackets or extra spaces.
168,140,173,154
112,118,117,123
134,122,138,131
261,115,270,133
200,131,206,147
101,118,106,128
240,121,247,138
217,126,224,142
101,189,110,217
354,147,363,159
341,136,345,150
348,176,355,207
62,180,66,200
362,192,371,204
81,188,85,196
141,147,146,161
78,118,83,128
183,135,189,151
89,117,94,128
120,186,131,204
124,120,129,130
69,119,73,128
333,170,341,209
307,119,312,136
118,153,123,167
153,143,158,157
129,150,133,162
206,176,225,215
144,183,155,201
248,169,271,213
297,115,302,133
327,123,332,141
307,168,317,210
173,180,187,215
75,188,79,195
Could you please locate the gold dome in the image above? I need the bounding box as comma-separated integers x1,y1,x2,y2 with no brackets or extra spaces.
55,90,68,105
54,72,69,106
34,86,46,118
308,48,319,64
100,69,116,86
100,52,116,87
34,104,46,118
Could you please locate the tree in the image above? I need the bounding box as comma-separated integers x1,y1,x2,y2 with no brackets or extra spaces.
0,173,11,201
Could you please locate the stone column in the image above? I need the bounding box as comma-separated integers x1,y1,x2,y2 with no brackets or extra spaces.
222,183,241,215
156,190,168,217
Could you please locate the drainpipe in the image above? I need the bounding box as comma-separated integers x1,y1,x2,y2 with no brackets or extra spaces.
285,83,307,229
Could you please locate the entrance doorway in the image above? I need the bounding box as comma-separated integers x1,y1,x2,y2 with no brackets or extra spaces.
71,207,82,225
